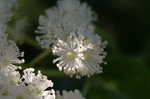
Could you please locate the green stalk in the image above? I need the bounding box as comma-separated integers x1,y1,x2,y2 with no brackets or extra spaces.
28,49,51,66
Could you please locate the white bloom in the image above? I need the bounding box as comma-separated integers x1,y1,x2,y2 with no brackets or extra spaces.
42,90,56,99
0,31,24,69
0,66,21,98
52,34,106,78
0,0,16,26
56,90,85,99
36,0,107,78
36,0,96,48
0,65,21,84
0,18,55,98
22,68,54,92
21,67,55,99
10,86,42,99
0,66,55,99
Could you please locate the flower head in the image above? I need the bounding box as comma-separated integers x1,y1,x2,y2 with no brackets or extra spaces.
36,0,107,78
36,0,96,48
0,0,16,26
0,31,24,69
0,30,55,99
22,68,54,92
52,34,107,78
0,66,55,99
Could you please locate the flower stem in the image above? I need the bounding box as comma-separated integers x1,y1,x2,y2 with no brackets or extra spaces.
42,70,65,77
28,49,51,66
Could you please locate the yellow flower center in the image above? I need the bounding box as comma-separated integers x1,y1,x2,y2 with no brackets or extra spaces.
66,51,77,60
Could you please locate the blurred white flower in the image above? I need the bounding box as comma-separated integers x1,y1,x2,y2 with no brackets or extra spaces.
52,34,107,78
0,31,24,69
0,0,16,26
56,90,85,99
36,0,96,48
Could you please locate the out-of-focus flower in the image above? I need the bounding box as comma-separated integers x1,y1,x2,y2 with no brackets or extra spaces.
0,30,24,69
52,34,107,78
56,90,85,99
36,0,96,48
0,0,16,26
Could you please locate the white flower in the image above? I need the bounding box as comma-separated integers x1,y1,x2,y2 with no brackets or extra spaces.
0,0,16,26
0,66,21,98
42,90,56,99
10,86,42,99
0,16,55,98
0,66,55,99
22,68,54,92
52,34,107,78
0,31,24,69
21,67,55,99
0,65,21,84
56,90,85,99
36,0,96,48
36,0,107,78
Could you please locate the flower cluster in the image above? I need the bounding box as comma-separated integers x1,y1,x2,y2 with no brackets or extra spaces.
0,1,55,98
0,31,55,99
0,32,24,69
36,0,96,48
36,0,107,78
0,0,107,99
0,0,16,26
0,66,55,99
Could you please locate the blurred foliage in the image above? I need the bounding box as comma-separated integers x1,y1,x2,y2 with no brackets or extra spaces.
8,0,150,99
